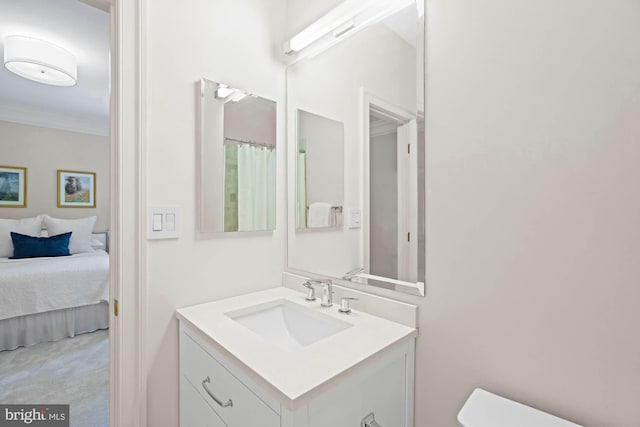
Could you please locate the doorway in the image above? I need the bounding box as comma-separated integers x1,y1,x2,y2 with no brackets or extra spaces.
369,104,419,284
0,0,112,425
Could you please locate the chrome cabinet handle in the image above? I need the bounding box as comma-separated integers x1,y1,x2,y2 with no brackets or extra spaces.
201,376,233,408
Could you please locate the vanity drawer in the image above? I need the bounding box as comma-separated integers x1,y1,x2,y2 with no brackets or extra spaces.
180,376,227,427
181,331,280,427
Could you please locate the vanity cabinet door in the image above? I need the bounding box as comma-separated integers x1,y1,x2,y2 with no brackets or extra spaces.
307,354,408,427
180,377,227,427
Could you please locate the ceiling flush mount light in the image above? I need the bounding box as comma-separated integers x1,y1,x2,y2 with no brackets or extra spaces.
3,35,77,86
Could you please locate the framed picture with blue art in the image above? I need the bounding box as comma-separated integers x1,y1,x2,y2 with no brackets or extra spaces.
57,170,96,208
0,165,27,208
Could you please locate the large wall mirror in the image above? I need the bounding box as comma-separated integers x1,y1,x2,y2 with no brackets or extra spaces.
199,79,277,235
286,0,425,295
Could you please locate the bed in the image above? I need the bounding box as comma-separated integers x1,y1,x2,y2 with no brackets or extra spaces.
0,231,110,351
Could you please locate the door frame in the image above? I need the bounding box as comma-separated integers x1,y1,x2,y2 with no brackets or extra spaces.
108,0,147,425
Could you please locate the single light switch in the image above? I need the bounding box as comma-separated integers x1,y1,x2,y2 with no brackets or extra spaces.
152,213,163,231
165,213,175,231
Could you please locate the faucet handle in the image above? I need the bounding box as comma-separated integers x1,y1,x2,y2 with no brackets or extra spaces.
301,281,317,301
342,267,364,281
338,297,358,314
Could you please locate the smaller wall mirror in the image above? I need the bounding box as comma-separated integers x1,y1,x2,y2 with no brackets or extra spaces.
198,79,277,235
296,110,344,229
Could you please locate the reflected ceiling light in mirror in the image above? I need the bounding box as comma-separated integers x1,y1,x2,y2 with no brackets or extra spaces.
215,85,235,99
3,35,77,86
215,85,248,103
284,0,416,60
230,92,247,103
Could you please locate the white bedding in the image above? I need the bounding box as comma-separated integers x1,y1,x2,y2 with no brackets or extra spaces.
0,250,109,321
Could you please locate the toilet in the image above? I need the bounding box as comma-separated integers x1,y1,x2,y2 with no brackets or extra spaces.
458,388,583,427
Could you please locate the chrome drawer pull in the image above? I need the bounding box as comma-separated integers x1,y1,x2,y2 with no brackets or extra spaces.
201,376,233,408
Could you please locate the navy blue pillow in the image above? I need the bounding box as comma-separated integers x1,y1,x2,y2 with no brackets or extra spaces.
10,232,72,259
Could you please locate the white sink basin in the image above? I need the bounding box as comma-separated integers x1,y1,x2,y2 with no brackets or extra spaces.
226,299,352,351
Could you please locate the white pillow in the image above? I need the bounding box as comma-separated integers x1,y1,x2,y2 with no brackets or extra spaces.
44,215,97,254
91,237,105,249
0,216,44,258
0,215,42,258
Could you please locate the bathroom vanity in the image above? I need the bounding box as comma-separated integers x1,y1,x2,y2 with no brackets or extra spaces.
176,287,417,427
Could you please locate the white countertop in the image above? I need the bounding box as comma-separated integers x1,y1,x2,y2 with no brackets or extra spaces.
176,287,417,406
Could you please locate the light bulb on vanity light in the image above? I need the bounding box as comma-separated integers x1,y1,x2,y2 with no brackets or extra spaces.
3,35,77,86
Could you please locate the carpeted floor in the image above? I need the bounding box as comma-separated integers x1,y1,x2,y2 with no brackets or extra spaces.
0,330,109,427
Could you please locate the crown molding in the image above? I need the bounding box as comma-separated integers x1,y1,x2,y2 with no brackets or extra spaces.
0,104,108,136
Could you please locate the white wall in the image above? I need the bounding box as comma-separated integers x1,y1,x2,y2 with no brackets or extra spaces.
0,120,110,231
298,110,344,207
285,0,343,36
419,1,640,425
144,0,287,425
224,96,277,146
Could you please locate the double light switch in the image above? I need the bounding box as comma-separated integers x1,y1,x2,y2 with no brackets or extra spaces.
147,206,180,239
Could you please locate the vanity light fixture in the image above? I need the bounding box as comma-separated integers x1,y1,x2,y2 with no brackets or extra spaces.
3,35,77,86
284,0,376,53
283,0,416,57
332,19,356,38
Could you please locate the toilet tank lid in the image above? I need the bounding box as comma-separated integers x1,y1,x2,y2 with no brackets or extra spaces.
457,389,583,427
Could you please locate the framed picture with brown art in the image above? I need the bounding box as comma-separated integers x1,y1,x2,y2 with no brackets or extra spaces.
0,165,27,208
57,170,96,208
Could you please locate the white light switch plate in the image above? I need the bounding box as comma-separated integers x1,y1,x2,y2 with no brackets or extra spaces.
348,208,361,229
147,206,180,239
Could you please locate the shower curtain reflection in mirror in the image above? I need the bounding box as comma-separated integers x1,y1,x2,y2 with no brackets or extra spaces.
223,141,276,232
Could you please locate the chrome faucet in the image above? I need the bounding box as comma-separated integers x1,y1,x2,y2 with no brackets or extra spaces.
342,267,364,281
301,279,333,307
301,280,317,301
361,413,382,427
318,279,333,307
